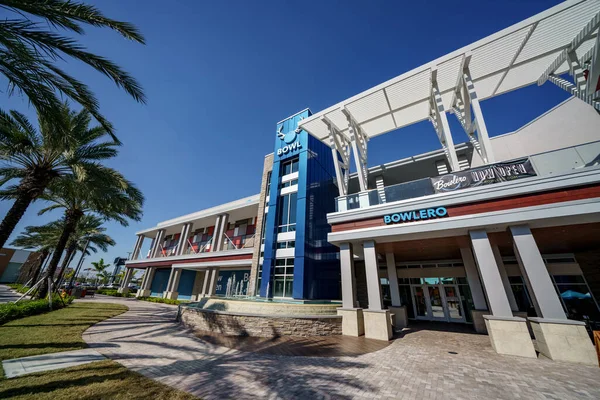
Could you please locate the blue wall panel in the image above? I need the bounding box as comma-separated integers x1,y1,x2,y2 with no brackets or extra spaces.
177,269,197,300
150,268,170,297
216,270,251,296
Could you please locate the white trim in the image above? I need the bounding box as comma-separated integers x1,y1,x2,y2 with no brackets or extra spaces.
125,247,253,266
328,197,600,244
328,165,600,224
275,248,295,258
280,185,298,196
172,260,252,269
281,171,299,183
277,231,296,242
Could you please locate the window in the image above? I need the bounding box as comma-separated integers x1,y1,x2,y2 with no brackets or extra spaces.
273,258,294,298
265,171,272,199
255,263,263,296
552,274,599,321
281,158,299,176
277,192,297,233
280,179,298,188
276,241,295,249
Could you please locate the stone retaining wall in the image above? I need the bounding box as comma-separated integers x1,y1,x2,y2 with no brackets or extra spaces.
179,306,342,337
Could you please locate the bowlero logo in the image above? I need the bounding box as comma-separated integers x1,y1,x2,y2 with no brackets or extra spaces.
384,207,448,224
277,125,302,156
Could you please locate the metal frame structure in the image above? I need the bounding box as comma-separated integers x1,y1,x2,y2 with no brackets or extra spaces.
298,0,600,195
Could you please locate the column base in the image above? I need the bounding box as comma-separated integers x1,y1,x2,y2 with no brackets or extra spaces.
117,287,129,295
164,291,179,300
337,308,364,337
484,315,536,358
363,309,392,341
471,309,489,333
528,317,597,365
136,289,151,298
388,306,408,330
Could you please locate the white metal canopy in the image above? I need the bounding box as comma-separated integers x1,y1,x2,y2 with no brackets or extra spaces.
299,0,600,142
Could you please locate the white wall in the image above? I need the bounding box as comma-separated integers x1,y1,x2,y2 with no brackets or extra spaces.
471,97,600,167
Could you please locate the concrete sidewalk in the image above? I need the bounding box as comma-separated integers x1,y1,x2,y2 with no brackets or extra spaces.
2,349,106,378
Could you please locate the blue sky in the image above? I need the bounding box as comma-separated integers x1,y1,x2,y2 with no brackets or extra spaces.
0,0,569,274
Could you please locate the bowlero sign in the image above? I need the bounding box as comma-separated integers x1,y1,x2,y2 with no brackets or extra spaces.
384,207,448,224
431,158,536,193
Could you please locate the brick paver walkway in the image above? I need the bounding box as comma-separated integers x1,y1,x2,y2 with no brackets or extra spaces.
82,296,600,400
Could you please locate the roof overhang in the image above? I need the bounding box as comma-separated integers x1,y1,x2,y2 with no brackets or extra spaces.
299,0,600,142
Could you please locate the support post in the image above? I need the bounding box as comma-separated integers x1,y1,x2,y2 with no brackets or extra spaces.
201,268,211,297
386,252,407,330
491,245,519,313
362,240,392,341
430,70,461,171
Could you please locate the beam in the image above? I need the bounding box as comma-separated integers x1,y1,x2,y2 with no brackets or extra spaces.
342,108,369,192
430,70,461,171
322,116,351,196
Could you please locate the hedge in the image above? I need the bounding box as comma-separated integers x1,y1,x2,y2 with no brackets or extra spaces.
137,297,182,305
0,295,74,325
96,289,133,297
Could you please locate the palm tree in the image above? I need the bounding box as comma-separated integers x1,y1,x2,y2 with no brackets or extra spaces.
0,104,119,249
0,0,146,137
11,215,115,286
91,258,111,285
36,172,143,298
54,215,116,287
11,223,58,284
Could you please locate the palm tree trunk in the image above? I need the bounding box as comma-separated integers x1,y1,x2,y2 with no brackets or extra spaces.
29,249,49,285
54,244,76,289
0,193,34,249
37,211,82,299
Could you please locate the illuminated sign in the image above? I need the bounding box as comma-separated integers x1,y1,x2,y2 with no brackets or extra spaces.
384,207,448,224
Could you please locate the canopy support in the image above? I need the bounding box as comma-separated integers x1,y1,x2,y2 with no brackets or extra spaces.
539,11,600,112
343,108,369,192
430,69,461,171
323,116,351,196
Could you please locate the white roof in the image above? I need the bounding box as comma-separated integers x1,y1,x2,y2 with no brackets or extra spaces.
299,0,600,141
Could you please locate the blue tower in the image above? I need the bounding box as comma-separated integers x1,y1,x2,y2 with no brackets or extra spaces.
259,109,340,300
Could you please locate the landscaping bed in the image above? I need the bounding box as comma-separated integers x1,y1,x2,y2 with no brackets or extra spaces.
0,295,74,325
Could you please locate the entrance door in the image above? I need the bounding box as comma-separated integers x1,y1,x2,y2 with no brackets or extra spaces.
410,284,467,322
412,285,428,318
441,285,466,322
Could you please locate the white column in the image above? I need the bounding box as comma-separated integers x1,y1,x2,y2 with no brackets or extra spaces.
201,268,211,297
386,253,401,307
469,230,513,317
492,245,519,312
340,243,357,309
510,225,566,320
165,268,175,292
176,224,189,256
150,230,165,258
208,267,220,296
131,235,144,260
171,269,182,292
143,267,156,291
363,241,382,311
459,247,487,310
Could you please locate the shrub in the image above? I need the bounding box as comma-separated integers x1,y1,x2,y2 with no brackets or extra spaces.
0,294,74,325
138,297,182,305
96,289,133,297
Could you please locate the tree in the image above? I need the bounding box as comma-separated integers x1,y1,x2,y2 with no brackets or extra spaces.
36,171,143,298
11,215,115,286
0,0,146,138
0,104,120,249
91,258,111,285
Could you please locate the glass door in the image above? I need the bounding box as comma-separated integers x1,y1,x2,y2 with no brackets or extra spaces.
441,285,466,322
427,285,447,321
411,285,429,319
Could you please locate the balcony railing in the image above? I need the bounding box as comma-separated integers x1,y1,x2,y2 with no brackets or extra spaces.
146,234,256,259
335,140,600,212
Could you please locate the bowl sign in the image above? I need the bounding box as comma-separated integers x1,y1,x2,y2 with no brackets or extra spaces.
384,207,448,224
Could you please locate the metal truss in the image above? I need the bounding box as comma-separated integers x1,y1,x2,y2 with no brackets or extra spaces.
429,69,461,171
450,56,496,164
342,108,369,193
322,115,352,196
538,11,600,112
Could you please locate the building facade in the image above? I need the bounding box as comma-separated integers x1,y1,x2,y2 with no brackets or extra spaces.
120,1,600,364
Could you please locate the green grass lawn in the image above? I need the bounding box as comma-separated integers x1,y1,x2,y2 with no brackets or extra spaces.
0,302,198,399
